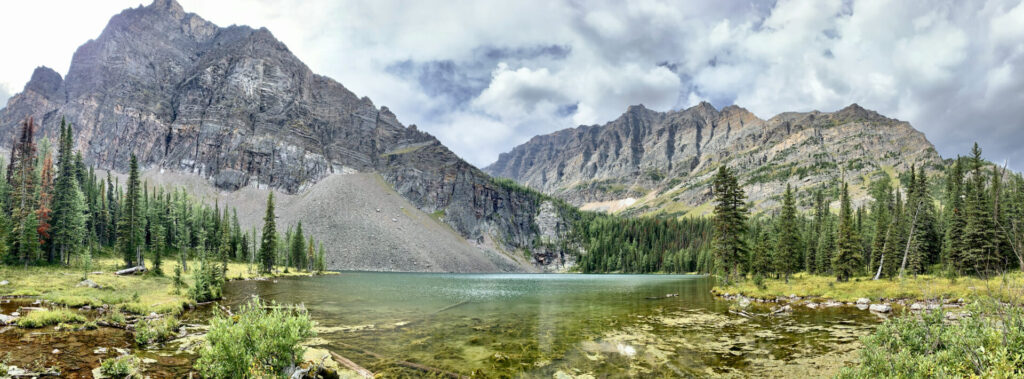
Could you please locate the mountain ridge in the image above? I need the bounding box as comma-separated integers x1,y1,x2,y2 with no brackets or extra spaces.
0,0,573,272
484,102,943,216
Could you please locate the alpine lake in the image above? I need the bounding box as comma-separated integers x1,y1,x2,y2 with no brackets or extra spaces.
220,273,883,378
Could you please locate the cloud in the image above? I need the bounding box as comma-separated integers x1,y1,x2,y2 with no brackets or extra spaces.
1,0,1023,170
0,83,10,108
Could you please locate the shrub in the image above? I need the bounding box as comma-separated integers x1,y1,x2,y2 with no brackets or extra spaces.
189,259,223,303
195,296,315,378
99,354,142,378
102,310,128,326
17,308,86,328
135,316,180,346
839,299,1024,378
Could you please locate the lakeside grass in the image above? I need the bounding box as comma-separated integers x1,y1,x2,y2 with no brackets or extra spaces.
0,256,327,316
713,272,1024,303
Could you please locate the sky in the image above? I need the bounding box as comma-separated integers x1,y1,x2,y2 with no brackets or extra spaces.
0,0,1022,170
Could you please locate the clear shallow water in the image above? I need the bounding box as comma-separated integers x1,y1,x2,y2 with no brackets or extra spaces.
224,273,881,377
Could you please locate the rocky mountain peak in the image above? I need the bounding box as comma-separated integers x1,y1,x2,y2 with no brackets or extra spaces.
24,67,64,102
0,0,570,268
148,0,186,20
485,103,943,215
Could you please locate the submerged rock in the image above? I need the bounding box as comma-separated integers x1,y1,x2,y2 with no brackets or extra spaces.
868,304,892,313
0,313,17,325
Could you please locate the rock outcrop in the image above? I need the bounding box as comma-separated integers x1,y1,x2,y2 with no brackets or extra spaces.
485,102,943,216
0,0,569,270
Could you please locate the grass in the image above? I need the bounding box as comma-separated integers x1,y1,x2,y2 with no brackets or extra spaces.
715,272,1024,303
99,354,142,378
17,308,86,328
0,256,328,318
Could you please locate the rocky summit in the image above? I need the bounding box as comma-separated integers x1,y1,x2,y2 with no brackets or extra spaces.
485,102,943,216
0,0,571,271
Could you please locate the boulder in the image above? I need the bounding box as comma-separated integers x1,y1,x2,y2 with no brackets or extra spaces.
869,303,892,313
856,298,870,305
0,280,9,286
805,302,819,309
909,302,925,311
822,300,843,308
77,279,101,289
0,313,17,325
737,297,751,308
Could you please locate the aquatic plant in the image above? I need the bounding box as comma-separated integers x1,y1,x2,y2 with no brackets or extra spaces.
16,308,85,328
195,296,314,378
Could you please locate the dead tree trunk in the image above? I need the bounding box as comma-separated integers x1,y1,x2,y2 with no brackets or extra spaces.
873,226,893,280
898,202,923,280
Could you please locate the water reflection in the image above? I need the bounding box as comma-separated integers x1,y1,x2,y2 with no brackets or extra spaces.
224,273,877,377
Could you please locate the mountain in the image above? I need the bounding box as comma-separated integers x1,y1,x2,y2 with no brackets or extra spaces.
485,102,944,216
0,0,574,272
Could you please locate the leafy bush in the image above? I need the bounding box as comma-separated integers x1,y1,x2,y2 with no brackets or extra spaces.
189,258,223,303
99,354,142,378
135,316,180,346
839,299,1024,378
195,296,315,378
17,308,86,328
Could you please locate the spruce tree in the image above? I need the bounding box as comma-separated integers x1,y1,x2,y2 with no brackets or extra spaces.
711,166,748,281
943,157,968,274
774,184,800,282
259,192,277,274
291,222,305,271
7,118,39,265
833,183,861,281
117,155,142,268
962,143,998,276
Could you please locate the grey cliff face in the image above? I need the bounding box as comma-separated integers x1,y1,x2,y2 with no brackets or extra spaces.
0,0,558,255
485,102,944,215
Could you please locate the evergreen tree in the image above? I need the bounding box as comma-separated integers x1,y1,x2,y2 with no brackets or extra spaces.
259,192,277,273
316,243,326,273
774,184,800,282
291,222,306,271
117,155,142,267
962,143,998,276
7,118,39,265
711,166,748,281
750,228,773,277
833,183,862,281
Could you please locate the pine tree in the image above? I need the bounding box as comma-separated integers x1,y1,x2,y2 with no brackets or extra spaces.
117,155,143,268
943,157,968,274
833,183,861,281
750,228,773,277
50,120,84,265
7,118,39,265
962,143,998,276
316,243,326,273
774,184,800,282
711,166,748,281
291,222,306,271
259,192,277,274
869,177,893,279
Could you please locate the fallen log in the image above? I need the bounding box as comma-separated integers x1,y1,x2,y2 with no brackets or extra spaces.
115,266,147,276
434,300,471,314
333,342,468,379
328,351,374,378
